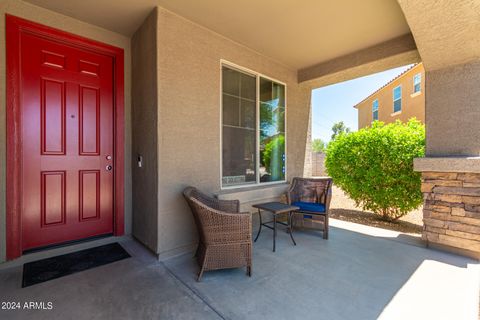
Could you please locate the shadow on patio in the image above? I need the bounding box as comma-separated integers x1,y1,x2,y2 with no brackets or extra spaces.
1,219,478,320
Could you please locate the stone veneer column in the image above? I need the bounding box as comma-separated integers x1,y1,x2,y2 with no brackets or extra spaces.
412,60,480,259
417,163,480,259
397,0,480,258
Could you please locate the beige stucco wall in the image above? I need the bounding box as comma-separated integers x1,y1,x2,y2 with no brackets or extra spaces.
425,61,480,156
303,103,313,178
131,9,158,252
154,8,311,257
397,0,480,72
397,0,480,157
299,33,421,86
356,64,425,129
0,0,133,263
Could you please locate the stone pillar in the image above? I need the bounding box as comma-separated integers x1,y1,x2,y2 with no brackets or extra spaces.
399,0,480,258
416,158,480,258
413,61,480,259
420,170,480,258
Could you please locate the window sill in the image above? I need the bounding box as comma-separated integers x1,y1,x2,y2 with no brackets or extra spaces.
215,182,289,203
410,91,422,98
391,111,402,116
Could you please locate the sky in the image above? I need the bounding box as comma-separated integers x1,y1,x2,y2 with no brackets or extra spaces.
311,64,413,142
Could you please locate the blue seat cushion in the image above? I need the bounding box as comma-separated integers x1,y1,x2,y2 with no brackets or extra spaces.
291,201,326,214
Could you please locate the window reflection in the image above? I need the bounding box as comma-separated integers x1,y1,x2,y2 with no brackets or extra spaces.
260,79,285,183
222,67,257,187
221,66,286,187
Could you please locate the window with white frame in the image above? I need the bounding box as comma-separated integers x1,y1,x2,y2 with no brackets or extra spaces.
413,73,421,93
222,64,286,187
372,99,379,121
393,85,402,113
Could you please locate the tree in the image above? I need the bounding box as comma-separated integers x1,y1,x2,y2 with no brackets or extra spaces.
331,121,351,140
325,119,425,221
311,138,326,153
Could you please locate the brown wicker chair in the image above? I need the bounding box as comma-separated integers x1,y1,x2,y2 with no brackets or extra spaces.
286,177,333,239
183,187,252,281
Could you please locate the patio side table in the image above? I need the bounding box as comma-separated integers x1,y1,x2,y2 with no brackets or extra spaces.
252,202,299,252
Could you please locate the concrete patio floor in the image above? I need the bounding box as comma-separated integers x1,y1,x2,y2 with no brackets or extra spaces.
0,219,478,320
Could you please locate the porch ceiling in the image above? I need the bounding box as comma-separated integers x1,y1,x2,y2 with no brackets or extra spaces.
24,0,411,70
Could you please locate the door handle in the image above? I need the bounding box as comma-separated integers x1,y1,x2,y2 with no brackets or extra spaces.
106,165,113,171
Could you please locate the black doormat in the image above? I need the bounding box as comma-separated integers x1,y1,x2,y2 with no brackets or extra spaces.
22,243,130,287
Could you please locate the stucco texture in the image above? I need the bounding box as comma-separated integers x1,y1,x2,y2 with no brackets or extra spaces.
398,0,480,156
356,64,425,129
397,0,480,72
299,33,420,86
154,8,311,257
0,0,133,262
131,9,158,252
425,61,480,156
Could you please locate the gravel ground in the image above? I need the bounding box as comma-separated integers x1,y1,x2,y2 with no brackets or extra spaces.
329,186,423,234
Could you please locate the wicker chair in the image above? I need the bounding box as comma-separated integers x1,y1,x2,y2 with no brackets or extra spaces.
183,187,252,281
286,177,333,239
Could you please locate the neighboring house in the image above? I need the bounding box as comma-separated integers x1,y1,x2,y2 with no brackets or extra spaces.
354,63,425,129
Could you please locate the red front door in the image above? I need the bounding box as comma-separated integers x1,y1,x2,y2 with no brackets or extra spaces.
20,30,115,250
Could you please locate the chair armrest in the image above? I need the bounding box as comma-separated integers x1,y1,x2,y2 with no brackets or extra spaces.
217,199,240,213
287,190,300,204
287,178,301,204
324,187,332,213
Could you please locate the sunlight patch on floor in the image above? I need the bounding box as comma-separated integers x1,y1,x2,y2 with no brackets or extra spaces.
379,260,480,320
330,218,421,240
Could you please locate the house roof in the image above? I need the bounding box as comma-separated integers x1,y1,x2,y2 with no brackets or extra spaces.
353,63,422,108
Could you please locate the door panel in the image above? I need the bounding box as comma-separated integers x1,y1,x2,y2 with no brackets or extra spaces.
41,79,66,155
79,170,101,221
21,32,114,251
41,171,66,226
79,86,100,155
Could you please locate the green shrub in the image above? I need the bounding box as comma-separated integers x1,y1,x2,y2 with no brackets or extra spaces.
325,119,425,221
